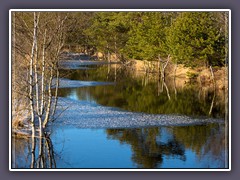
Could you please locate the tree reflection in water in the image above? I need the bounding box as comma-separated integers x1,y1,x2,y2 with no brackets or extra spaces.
170,123,226,167
12,124,226,168
106,124,226,168
106,127,186,168
12,134,56,169
59,64,226,119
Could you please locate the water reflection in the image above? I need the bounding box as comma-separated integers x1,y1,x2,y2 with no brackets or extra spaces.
12,124,227,168
58,84,224,118
12,135,56,168
59,64,225,118
106,124,226,168
106,128,185,168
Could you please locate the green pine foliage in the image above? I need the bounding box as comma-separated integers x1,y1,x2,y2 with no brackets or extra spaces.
166,12,227,67
66,11,228,67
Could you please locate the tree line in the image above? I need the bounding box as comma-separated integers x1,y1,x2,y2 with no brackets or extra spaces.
66,11,228,68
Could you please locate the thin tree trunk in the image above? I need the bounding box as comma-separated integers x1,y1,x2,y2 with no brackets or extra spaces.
158,54,170,94
34,38,39,114
162,54,170,80
37,29,47,138
34,29,43,138
40,29,47,116
51,68,59,118
158,54,171,99
209,91,215,116
163,81,171,100
209,65,216,115
43,64,53,129
29,12,39,137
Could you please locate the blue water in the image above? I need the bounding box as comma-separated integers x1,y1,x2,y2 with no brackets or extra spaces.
12,123,227,169
51,128,134,168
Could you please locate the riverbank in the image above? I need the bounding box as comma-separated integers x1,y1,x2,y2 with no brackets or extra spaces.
59,52,227,91
129,59,227,91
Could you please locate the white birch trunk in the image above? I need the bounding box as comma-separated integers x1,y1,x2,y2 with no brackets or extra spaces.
40,29,47,116
29,12,39,137
51,68,59,118
34,27,43,138
43,64,53,129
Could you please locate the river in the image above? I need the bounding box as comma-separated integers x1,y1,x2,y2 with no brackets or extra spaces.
11,61,228,169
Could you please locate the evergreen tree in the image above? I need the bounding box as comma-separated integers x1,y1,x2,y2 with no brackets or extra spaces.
85,12,130,60
166,12,226,67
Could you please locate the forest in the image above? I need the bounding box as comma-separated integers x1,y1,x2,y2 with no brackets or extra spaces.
65,11,228,67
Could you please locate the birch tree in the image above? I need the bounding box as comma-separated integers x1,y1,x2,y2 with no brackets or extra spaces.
13,12,69,137
29,12,40,138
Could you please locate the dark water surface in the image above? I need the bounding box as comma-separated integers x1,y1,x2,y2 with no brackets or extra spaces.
58,64,225,118
12,63,228,169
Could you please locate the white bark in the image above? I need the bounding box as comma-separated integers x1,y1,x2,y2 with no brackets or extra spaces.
40,29,47,116
159,54,170,80
34,24,44,138
51,68,59,118
209,66,216,115
43,64,53,129
157,54,170,96
29,12,40,137
163,81,171,100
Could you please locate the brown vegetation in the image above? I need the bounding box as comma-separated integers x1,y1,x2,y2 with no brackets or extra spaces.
130,59,227,90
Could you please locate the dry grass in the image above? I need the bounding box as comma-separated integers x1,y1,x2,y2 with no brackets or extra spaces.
130,59,227,90
12,99,30,130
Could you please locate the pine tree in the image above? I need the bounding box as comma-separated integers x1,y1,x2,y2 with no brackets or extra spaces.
166,12,226,67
